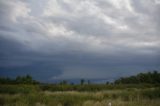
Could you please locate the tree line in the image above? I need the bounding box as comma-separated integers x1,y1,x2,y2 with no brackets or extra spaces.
0,75,39,84
0,71,160,85
115,71,160,84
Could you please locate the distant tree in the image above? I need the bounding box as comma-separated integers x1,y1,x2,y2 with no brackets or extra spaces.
0,77,13,84
60,80,68,85
114,71,160,84
15,75,34,84
70,82,74,85
87,80,91,85
80,79,85,85
15,76,22,83
106,81,110,85
0,75,39,84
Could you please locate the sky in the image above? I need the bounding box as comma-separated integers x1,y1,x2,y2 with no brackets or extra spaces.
0,0,160,83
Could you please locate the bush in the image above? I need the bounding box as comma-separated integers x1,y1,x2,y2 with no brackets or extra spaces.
0,85,40,94
141,88,160,99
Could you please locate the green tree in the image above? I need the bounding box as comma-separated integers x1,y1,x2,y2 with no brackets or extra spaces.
60,80,68,85
80,79,85,85
114,71,160,84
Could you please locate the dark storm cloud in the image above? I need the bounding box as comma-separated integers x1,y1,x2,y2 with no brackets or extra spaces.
0,0,160,82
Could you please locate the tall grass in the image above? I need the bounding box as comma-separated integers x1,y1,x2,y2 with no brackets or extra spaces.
0,84,160,106
40,84,158,92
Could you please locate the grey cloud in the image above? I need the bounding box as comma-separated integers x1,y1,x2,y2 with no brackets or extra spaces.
0,0,160,81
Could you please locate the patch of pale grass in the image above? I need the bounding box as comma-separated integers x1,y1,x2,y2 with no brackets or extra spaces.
35,102,46,106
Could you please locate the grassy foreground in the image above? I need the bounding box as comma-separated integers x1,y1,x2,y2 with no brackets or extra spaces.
0,85,160,106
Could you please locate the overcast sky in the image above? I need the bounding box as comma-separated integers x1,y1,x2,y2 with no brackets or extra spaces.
0,0,160,82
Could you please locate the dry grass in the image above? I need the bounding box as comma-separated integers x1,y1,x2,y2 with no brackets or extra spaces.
1,86,160,106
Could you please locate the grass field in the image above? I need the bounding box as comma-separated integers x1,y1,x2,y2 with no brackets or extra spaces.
0,85,160,106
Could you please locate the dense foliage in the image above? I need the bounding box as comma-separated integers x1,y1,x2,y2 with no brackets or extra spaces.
0,75,39,84
115,71,160,84
1,71,160,85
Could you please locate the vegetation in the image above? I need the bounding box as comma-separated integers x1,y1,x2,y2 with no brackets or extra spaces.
0,71,160,106
115,71,160,84
0,86,160,106
1,71,160,85
0,75,39,85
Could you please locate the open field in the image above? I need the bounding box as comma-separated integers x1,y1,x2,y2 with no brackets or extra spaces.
0,85,160,106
